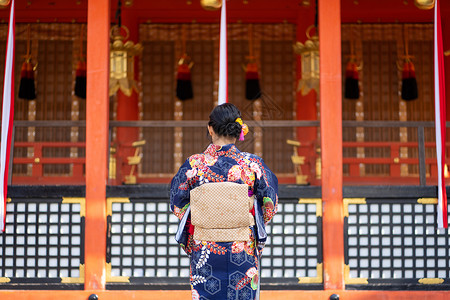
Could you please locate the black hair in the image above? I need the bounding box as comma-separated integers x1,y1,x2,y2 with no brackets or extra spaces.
208,103,242,139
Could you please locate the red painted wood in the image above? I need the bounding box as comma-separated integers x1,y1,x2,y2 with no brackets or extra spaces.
0,2,447,300
115,90,140,184
1,290,450,300
0,0,447,23
85,0,110,291
295,6,319,185
112,9,141,184
30,143,42,179
319,0,344,291
443,17,450,132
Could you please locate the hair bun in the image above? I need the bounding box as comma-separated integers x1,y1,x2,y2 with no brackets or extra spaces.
208,103,243,139
225,122,241,137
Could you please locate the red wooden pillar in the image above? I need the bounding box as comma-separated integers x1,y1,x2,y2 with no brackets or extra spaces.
319,0,344,290
85,0,110,291
296,5,318,185
115,7,140,184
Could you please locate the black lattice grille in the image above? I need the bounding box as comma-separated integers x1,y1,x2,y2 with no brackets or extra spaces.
0,198,84,286
106,198,323,289
108,199,189,279
345,198,450,289
263,200,322,279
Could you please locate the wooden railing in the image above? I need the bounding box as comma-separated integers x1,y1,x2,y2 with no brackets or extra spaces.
12,141,85,184
343,141,441,185
10,121,86,185
342,121,445,186
7,120,448,186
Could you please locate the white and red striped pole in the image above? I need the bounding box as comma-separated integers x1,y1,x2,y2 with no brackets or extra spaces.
218,0,228,105
434,0,448,229
0,0,15,231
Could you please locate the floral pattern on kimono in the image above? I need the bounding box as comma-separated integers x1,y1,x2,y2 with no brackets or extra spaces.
170,144,278,300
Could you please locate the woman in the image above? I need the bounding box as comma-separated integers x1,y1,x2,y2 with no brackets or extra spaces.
170,103,278,300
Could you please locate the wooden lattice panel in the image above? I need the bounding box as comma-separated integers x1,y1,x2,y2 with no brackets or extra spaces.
35,40,73,176
228,40,255,154
182,40,215,159
405,40,435,176
362,40,400,176
260,40,295,174
341,40,358,176
140,41,175,174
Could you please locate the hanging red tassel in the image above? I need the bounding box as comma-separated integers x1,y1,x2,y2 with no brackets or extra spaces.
75,25,86,99
245,25,260,101
18,59,36,101
401,60,418,101
176,55,193,101
19,25,36,101
400,26,418,101
245,62,261,100
74,60,86,99
344,60,360,100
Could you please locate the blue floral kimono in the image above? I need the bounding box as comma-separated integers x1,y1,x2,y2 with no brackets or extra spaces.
170,144,278,300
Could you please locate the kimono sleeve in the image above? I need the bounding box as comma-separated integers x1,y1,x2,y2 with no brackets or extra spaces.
252,156,278,225
170,159,192,220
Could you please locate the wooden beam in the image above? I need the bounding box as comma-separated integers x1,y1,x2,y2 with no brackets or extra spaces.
319,0,344,290
1,290,450,300
85,0,110,291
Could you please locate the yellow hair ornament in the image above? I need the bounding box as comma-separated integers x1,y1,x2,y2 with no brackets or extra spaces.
235,118,248,140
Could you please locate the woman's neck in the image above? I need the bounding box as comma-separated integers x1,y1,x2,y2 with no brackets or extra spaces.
212,137,236,146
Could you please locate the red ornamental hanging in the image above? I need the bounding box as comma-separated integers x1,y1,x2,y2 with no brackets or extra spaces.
74,25,86,99
244,25,261,101
18,25,36,101
176,54,193,101
400,25,418,101
401,60,418,101
244,61,261,100
74,60,86,99
344,60,360,100
18,58,36,101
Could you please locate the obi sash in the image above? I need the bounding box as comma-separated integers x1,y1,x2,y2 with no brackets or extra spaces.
190,182,255,242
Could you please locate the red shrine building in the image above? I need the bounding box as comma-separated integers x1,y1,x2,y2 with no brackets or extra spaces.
0,0,449,299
